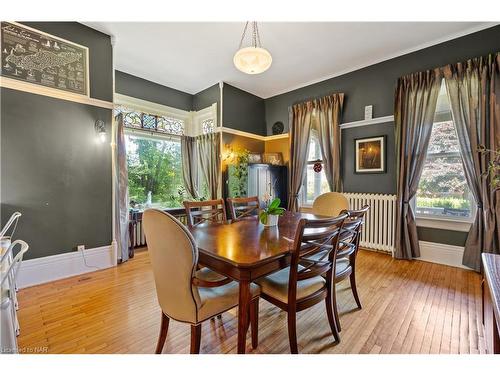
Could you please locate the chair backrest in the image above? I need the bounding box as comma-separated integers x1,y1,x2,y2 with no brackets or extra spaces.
311,193,349,217
288,214,347,305
227,196,260,221
1,240,29,288
338,205,370,258
183,199,227,228
142,209,201,324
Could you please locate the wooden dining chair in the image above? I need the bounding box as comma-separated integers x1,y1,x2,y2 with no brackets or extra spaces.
227,196,260,221
311,192,349,217
332,205,369,331
255,213,347,353
183,199,227,228
143,209,260,354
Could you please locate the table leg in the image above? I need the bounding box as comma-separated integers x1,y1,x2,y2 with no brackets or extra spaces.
237,280,250,354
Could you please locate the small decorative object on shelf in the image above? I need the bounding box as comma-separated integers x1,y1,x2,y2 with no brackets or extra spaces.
272,121,284,135
259,196,286,227
313,161,322,173
263,152,283,165
248,152,262,164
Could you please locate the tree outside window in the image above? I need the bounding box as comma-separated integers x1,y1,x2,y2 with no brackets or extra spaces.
415,81,473,219
126,134,186,209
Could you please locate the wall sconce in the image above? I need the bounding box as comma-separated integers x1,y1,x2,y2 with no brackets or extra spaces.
94,120,106,143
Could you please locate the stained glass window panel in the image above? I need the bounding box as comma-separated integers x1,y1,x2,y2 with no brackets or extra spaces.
202,118,215,134
123,111,142,128
142,114,157,130
157,116,184,135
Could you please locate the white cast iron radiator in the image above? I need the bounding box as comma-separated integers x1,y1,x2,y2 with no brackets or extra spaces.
343,193,397,254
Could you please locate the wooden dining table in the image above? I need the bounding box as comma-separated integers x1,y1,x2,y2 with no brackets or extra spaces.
189,211,324,354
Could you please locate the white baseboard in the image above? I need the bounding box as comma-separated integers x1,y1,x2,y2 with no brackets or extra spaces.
417,241,471,270
17,244,117,289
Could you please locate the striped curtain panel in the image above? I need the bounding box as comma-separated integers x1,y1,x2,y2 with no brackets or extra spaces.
394,68,442,260
443,52,500,271
197,132,221,200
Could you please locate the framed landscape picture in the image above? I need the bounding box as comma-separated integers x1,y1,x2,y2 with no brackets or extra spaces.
355,136,386,173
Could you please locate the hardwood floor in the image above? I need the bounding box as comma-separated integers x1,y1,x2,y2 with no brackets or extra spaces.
16,249,485,354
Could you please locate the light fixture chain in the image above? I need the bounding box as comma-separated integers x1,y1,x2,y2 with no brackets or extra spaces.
238,21,249,50
252,21,257,48
255,22,262,48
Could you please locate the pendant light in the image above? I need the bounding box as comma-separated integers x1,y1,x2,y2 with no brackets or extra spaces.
233,22,272,75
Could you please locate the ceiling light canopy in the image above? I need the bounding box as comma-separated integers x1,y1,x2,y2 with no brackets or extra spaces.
233,22,272,75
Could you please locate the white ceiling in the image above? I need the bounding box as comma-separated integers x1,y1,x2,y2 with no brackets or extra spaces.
84,22,494,99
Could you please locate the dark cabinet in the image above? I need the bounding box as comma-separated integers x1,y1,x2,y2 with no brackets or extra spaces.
226,163,288,209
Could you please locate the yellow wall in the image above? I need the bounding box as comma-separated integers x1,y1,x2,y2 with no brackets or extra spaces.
264,136,290,166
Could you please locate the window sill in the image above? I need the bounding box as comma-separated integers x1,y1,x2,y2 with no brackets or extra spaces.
299,205,313,213
416,216,472,232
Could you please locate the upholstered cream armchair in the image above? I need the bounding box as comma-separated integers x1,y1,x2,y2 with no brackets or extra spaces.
142,209,260,354
312,192,349,217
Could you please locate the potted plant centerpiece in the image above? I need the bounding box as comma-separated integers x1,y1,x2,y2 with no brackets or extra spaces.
259,195,286,227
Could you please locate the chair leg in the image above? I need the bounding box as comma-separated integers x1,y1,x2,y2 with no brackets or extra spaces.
332,280,341,332
325,290,340,343
190,324,202,354
155,313,170,354
250,298,259,349
287,310,298,354
350,269,362,309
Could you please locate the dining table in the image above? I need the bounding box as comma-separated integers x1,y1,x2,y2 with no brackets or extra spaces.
189,211,325,354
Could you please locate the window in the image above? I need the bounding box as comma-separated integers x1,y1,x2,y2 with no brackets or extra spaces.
301,130,330,206
115,105,189,209
415,81,473,221
125,133,185,209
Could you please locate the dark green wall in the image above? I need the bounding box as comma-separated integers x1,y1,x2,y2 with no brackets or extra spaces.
193,83,221,125
223,84,266,135
264,25,500,134
23,22,113,102
342,122,396,195
1,22,113,260
192,83,219,110
115,70,193,111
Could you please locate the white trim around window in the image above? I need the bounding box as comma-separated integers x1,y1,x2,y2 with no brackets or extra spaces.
416,216,472,232
114,93,192,124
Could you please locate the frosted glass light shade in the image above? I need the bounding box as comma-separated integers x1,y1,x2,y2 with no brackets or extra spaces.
233,46,272,74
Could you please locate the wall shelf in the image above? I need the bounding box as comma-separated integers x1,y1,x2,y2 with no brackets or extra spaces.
339,115,394,129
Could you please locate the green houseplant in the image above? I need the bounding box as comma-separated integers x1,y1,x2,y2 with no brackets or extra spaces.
259,197,286,226
479,146,500,191
228,148,250,198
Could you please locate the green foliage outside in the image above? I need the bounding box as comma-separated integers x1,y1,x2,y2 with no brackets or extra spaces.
416,196,470,210
417,121,471,213
126,135,185,208
478,145,500,191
